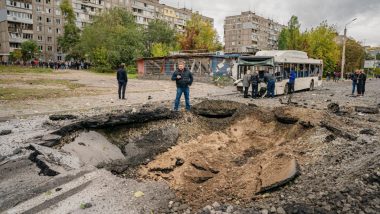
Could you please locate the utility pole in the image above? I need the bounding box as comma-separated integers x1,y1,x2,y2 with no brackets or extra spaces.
341,18,357,80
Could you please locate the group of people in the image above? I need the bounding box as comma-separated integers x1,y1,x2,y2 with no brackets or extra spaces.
31,60,91,70
325,71,341,82
116,61,194,112
242,69,296,99
350,70,367,96
2,60,91,70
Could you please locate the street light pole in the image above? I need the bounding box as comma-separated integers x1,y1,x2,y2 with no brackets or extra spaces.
341,18,357,80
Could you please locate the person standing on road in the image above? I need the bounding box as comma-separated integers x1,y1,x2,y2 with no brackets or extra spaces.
116,63,128,100
251,70,259,98
288,67,296,94
265,72,276,98
326,72,331,81
358,70,366,96
243,70,251,98
172,60,193,111
351,70,359,95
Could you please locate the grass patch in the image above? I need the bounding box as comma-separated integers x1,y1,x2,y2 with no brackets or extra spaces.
128,73,138,79
0,65,53,74
0,88,68,100
88,69,138,79
0,79,84,90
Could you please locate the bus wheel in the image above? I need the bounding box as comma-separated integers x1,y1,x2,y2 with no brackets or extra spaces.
309,80,314,91
284,83,289,95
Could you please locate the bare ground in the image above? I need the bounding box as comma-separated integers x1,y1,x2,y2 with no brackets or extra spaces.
0,75,379,214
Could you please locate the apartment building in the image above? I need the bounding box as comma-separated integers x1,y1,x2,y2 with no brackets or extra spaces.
0,0,213,62
224,11,284,53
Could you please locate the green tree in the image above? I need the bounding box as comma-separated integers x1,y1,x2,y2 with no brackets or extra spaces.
78,8,144,71
57,0,81,59
144,20,177,56
178,14,222,52
278,15,303,50
151,43,171,57
340,39,365,73
20,40,39,61
305,21,341,74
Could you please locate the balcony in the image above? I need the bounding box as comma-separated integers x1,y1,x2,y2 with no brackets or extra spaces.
7,16,33,24
9,36,25,43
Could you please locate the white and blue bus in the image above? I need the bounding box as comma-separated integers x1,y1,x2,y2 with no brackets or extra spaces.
233,50,323,95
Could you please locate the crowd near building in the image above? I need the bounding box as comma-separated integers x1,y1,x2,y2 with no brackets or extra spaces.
0,0,213,62
224,11,284,53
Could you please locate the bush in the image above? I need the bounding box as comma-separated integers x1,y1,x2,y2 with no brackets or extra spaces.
126,65,137,74
92,65,113,73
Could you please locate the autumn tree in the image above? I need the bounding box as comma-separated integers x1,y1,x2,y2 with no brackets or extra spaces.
279,17,344,74
338,39,365,73
9,49,23,62
178,14,222,52
305,22,341,74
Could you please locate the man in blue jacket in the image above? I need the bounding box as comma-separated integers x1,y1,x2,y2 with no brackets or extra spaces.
171,60,193,111
288,68,296,94
116,63,128,99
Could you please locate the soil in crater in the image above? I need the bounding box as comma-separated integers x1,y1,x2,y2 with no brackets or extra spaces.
137,101,326,209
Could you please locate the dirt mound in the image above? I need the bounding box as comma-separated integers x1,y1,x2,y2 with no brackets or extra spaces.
192,100,243,118
139,106,324,208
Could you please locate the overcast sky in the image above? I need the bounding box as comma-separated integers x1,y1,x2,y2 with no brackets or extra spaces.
160,0,380,47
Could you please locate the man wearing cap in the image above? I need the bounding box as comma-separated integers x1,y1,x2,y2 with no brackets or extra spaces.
171,60,193,111
116,63,128,99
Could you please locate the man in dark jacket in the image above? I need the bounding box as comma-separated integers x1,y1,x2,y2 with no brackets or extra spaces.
264,72,276,98
117,63,128,99
358,70,366,96
351,70,359,95
171,60,193,111
250,71,259,98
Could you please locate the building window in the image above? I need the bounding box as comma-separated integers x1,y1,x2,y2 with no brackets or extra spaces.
36,0,41,2
46,8,51,14
56,19,61,24
56,28,61,34
55,9,61,16
46,0,51,4
37,35,43,41
46,18,51,23
47,36,52,42
37,16,42,21
36,6,42,12
57,56,62,61
48,27,52,33
38,45,43,51
23,34,33,39
37,25,43,31
47,46,53,51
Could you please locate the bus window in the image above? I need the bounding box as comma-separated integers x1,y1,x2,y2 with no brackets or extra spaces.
315,65,320,76
284,63,290,79
304,64,309,77
299,64,304,78
275,66,283,81
298,70,303,78
310,64,315,76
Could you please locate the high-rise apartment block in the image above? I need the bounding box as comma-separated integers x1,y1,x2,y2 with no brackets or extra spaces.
224,11,284,53
0,0,213,62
